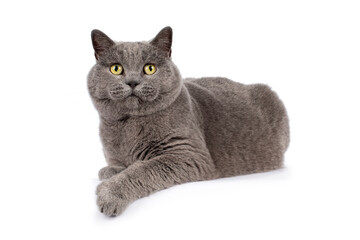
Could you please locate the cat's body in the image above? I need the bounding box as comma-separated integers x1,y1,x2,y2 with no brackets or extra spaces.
88,27,289,216
184,78,289,177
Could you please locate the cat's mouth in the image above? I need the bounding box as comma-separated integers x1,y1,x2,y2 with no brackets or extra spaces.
128,92,143,101
127,88,158,102
129,91,138,96
126,90,146,101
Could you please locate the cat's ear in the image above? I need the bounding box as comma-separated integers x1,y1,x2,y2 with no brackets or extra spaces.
91,29,115,60
150,26,172,57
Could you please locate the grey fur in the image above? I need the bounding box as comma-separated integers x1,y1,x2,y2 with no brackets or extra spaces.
88,27,290,216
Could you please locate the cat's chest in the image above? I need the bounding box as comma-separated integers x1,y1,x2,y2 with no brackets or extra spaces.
99,116,168,165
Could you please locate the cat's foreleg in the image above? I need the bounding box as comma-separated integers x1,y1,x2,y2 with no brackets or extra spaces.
96,153,215,216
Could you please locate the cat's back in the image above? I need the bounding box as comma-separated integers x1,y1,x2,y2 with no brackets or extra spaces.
184,77,289,177
184,77,256,115
184,77,287,119
185,77,246,96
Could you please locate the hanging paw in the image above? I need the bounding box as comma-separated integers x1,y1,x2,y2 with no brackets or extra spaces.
96,181,130,216
98,165,126,180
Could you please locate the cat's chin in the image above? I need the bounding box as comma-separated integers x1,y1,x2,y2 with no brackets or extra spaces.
124,95,143,109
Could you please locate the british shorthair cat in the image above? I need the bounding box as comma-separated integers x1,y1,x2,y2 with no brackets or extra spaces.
87,26,289,216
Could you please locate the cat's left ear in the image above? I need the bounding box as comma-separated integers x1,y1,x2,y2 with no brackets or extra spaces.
91,29,115,60
150,26,172,57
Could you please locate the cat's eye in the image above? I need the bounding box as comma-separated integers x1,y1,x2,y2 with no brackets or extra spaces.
110,64,123,75
144,64,156,75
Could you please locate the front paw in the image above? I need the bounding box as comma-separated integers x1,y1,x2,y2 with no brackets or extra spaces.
96,181,130,216
98,165,125,180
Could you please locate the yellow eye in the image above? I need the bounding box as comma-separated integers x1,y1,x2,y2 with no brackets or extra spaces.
144,64,156,75
110,64,123,75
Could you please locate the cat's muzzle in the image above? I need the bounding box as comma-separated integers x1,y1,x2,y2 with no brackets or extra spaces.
109,83,158,102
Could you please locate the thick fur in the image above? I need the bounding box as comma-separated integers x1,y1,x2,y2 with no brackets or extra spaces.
88,27,290,216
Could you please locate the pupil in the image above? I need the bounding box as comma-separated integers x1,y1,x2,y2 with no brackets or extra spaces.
149,65,153,71
114,66,118,71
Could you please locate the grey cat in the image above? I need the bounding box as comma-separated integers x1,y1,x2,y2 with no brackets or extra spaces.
87,27,290,216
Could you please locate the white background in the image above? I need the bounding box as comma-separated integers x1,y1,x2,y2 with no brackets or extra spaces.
0,0,359,239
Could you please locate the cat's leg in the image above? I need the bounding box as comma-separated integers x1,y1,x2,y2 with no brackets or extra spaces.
98,165,126,180
96,153,216,216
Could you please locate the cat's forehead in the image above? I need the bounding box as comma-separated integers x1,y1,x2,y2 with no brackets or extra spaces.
102,42,163,65
115,42,147,56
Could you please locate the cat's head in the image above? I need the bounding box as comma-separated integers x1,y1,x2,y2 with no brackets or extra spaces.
87,27,182,119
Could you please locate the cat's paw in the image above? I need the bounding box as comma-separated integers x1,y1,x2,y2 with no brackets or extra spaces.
96,181,130,216
98,165,125,180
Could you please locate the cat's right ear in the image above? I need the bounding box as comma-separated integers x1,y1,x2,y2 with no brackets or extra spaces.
91,30,115,60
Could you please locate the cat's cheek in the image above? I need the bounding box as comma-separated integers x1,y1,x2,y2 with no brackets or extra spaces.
95,88,110,100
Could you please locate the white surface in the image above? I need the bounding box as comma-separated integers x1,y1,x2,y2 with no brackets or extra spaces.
0,0,359,239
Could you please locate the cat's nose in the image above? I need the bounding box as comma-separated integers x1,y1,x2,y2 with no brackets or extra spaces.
126,81,139,89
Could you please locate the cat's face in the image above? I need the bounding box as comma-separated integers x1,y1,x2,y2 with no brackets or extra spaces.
88,27,182,119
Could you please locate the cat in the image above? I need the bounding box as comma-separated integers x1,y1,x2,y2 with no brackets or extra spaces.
87,26,290,216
